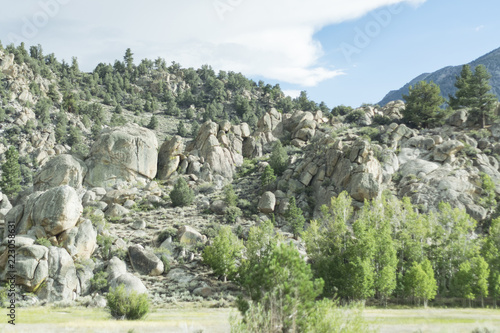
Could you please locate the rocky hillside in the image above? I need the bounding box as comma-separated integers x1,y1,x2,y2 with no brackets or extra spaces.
379,46,500,106
0,42,499,308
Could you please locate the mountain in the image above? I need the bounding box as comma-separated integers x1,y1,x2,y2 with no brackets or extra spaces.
379,46,500,106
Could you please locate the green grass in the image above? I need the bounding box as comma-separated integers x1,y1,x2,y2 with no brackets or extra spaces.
1,305,500,333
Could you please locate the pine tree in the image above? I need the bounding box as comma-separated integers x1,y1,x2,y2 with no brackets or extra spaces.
0,146,22,197
449,64,473,109
285,197,305,239
147,115,158,130
55,111,68,144
269,140,288,176
169,177,194,207
260,164,276,187
177,121,187,137
450,64,498,128
191,121,200,138
402,81,446,128
470,65,498,128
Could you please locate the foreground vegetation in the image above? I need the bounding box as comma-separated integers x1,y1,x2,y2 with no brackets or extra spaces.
1,305,498,333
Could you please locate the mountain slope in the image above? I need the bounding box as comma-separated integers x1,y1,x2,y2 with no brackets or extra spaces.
379,46,500,106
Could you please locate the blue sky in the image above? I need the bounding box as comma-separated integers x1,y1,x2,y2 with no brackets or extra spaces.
1,0,499,108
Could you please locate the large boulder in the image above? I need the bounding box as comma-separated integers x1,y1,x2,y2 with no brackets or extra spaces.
32,186,83,236
38,247,78,302
177,226,207,246
59,219,97,260
85,124,158,187
33,154,87,191
433,140,465,163
157,135,184,180
14,245,48,292
128,244,164,276
109,273,148,295
107,256,127,281
258,191,276,214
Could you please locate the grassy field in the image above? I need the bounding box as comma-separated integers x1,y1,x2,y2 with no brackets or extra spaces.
1,305,499,332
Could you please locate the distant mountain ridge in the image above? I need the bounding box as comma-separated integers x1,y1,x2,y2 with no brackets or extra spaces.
379,46,500,107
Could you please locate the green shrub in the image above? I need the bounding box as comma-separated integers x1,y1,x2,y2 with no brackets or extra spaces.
269,141,288,176
223,184,238,207
169,177,194,207
91,271,109,293
106,284,150,320
345,109,366,124
157,228,177,244
35,238,52,247
225,206,242,224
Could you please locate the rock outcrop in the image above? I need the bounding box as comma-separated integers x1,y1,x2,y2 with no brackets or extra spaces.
34,154,88,191
85,124,158,187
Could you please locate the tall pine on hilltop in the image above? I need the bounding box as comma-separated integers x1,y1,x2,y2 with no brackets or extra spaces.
450,64,498,128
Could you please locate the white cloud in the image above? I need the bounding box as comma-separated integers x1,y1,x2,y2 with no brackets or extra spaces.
475,25,485,32
282,90,302,99
0,0,425,86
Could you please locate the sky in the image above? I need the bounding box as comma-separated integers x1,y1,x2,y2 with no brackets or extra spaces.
1,0,499,108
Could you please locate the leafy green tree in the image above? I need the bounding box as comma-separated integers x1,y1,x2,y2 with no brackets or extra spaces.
109,113,127,127
362,197,397,306
238,222,324,332
0,146,22,197
303,191,353,298
404,259,437,307
260,164,276,187
202,226,243,282
402,81,446,128
269,140,288,176
67,125,82,147
169,177,194,207
483,217,500,307
285,197,305,239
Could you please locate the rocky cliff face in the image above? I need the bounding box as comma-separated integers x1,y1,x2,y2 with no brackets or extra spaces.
1,44,499,307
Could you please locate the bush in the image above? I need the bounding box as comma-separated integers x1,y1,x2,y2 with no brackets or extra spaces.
35,238,52,247
106,284,150,320
269,141,288,176
169,177,194,207
91,271,109,293
225,206,242,224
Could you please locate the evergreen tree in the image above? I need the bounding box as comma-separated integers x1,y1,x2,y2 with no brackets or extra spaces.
147,115,158,130
0,146,22,197
285,197,305,239
124,48,134,71
169,177,194,207
470,65,498,128
223,184,238,207
269,140,288,176
402,81,446,128
260,164,276,187
55,111,68,144
450,64,498,128
177,121,188,137
202,226,243,282
449,64,473,109
190,121,200,138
